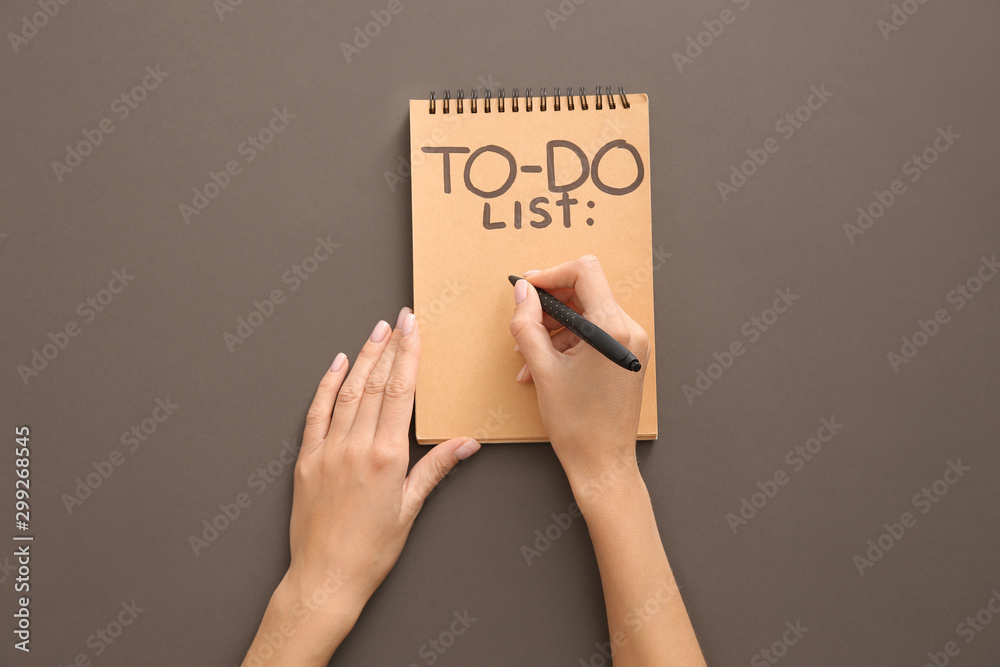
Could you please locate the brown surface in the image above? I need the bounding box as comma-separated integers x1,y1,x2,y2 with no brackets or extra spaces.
1,0,998,665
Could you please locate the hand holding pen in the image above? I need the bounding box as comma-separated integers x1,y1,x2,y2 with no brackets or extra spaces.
508,254,650,484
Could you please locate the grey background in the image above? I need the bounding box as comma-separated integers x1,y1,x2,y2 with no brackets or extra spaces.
2,0,999,665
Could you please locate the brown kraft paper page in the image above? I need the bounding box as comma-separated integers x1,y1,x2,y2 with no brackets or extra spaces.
409,92,656,443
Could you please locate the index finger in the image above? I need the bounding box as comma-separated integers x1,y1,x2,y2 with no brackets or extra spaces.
523,255,619,320
374,309,420,446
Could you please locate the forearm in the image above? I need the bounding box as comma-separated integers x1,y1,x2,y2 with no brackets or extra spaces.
241,569,363,667
570,457,705,667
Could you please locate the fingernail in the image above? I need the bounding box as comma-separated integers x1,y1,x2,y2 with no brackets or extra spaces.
396,307,409,330
455,438,481,460
516,364,526,382
514,279,527,304
513,343,519,352
370,320,389,343
523,270,540,277
331,352,347,372
402,311,416,336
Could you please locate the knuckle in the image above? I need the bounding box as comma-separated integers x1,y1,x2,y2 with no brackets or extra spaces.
364,371,389,396
414,459,447,501
619,327,633,347
338,441,361,476
370,442,404,469
335,382,363,408
383,374,411,400
578,254,602,273
633,325,650,350
304,405,329,428
293,460,311,485
508,314,530,339
336,441,360,466
431,456,451,486
604,316,631,344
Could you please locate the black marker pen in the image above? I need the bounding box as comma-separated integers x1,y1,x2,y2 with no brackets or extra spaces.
508,275,641,372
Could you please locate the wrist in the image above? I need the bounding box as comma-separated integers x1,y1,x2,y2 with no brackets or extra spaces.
243,567,363,667
278,564,367,629
564,451,646,514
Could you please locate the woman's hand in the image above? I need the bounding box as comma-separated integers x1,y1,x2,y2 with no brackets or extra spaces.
508,255,650,488
508,256,705,666
242,308,480,667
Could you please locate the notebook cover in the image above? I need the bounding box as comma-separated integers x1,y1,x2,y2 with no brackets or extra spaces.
409,92,656,443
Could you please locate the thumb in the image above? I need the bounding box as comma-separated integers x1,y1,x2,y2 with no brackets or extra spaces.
401,437,481,518
508,279,556,371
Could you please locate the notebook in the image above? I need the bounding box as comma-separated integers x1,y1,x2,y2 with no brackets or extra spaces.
409,87,656,443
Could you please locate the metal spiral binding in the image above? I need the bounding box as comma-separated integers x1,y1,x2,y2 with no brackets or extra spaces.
427,86,630,114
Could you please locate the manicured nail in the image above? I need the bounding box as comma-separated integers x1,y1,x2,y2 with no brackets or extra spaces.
402,312,416,336
370,320,390,343
396,307,409,330
514,279,527,304
455,438,481,460
513,343,519,352
523,270,540,277
516,364,526,382
331,352,347,372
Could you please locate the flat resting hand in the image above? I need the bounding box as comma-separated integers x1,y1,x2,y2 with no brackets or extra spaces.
241,308,480,667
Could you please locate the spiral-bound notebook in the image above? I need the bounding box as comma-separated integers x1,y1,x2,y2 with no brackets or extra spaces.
410,88,656,444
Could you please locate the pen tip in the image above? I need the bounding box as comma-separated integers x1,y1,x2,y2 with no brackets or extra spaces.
629,359,642,372
508,275,521,286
